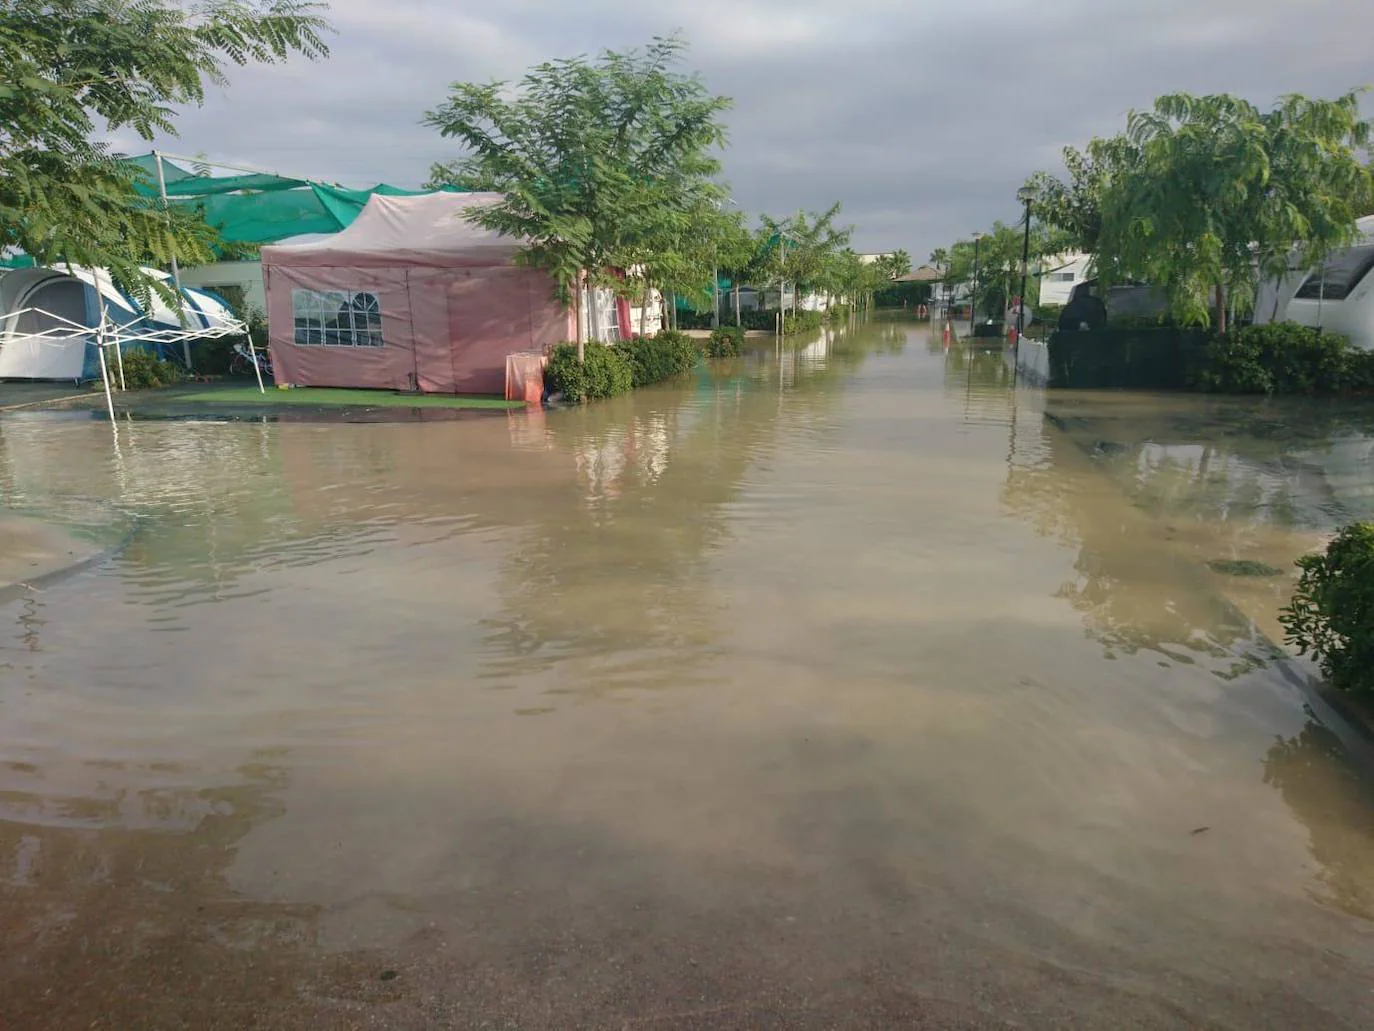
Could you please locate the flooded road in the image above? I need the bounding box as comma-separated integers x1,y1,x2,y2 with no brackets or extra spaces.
2,324,1374,1029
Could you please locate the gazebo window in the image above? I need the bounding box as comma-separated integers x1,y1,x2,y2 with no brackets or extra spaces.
291,289,384,346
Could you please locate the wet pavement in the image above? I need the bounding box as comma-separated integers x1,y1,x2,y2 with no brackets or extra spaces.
2,324,1374,1029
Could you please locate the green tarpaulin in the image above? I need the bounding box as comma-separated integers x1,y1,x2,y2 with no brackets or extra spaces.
124,154,464,245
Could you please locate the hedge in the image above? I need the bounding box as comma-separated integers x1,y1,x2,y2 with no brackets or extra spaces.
544,342,633,403
1048,321,1374,395
619,330,699,387
782,310,824,335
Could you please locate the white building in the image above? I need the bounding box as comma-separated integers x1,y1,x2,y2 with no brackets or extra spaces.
1037,253,1092,306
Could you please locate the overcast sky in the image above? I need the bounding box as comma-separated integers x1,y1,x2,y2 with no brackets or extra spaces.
125,0,1374,260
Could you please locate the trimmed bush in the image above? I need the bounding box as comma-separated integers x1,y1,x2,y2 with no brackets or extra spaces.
112,348,184,389
1187,323,1352,395
738,308,780,331
674,309,714,330
782,310,824,335
705,325,743,358
1280,523,1374,698
544,342,633,403
619,330,699,387
1049,321,1374,394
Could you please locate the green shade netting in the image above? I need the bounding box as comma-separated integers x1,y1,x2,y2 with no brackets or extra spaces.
124,154,465,244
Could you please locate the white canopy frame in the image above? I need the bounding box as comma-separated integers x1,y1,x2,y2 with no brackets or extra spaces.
0,302,259,426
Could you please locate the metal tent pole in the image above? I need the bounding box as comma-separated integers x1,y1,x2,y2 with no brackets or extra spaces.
96,311,116,426
247,332,266,394
154,151,193,371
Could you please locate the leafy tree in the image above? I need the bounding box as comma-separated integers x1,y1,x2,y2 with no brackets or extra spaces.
758,203,852,308
425,35,731,356
1021,146,1112,255
0,0,331,300
1091,91,1373,331
874,249,911,281
620,190,737,332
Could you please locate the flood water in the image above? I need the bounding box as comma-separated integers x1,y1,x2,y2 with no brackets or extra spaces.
3,324,1374,1029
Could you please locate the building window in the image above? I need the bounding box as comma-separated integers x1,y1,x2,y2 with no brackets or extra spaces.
291,289,384,346
1051,271,1076,282
1294,245,1374,302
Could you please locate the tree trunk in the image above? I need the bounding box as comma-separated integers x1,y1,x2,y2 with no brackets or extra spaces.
639,284,648,338
734,284,741,327
1215,283,1228,334
574,277,585,362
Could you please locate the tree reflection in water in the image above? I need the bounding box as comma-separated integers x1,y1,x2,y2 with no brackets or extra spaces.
1262,715,1374,920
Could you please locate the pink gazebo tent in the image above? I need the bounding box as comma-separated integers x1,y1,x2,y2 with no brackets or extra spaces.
261,192,573,394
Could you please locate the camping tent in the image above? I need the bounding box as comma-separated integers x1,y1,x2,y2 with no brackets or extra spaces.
0,265,237,380
261,192,578,394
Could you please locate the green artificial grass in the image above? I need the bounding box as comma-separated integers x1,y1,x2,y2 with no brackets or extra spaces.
178,386,523,410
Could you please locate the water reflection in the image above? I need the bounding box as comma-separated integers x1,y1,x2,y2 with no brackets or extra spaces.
1263,715,1374,920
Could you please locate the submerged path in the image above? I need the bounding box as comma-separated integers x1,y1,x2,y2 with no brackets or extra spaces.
1,325,1373,1029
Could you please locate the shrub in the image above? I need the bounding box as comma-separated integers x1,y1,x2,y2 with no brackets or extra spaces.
1280,523,1374,698
826,303,852,323
738,308,780,332
674,309,714,330
188,336,235,375
544,342,633,403
1185,331,1274,393
112,348,184,389
1186,323,1355,395
619,330,698,387
705,325,743,359
782,310,824,335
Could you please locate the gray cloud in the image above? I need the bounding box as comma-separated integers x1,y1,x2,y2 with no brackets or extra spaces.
126,0,1374,259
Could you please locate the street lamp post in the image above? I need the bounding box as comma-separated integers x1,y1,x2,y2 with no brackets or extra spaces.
970,232,983,334
1016,190,1033,356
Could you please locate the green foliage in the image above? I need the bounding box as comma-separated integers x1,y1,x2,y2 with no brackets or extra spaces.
188,335,235,374
674,309,714,330
782,310,824,335
705,325,742,358
424,36,731,337
0,0,331,306
1084,91,1373,330
115,348,184,389
619,330,698,386
825,302,852,322
1280,523,1374,697
873,281,930,309
1186,324,1358,394
738,308,780,331
1021,147,1110,254
933,220,1060,317
544,342,633,403
761,204,853,300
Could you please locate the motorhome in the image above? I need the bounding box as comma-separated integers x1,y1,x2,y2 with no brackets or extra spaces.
1254,215,1374,350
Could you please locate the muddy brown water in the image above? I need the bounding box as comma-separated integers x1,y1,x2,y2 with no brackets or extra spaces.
2,325,1374,1029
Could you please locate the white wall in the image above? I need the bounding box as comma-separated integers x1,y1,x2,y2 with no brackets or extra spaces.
178,260,266,317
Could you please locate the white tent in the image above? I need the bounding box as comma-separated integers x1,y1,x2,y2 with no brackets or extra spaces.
0,265,240,380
